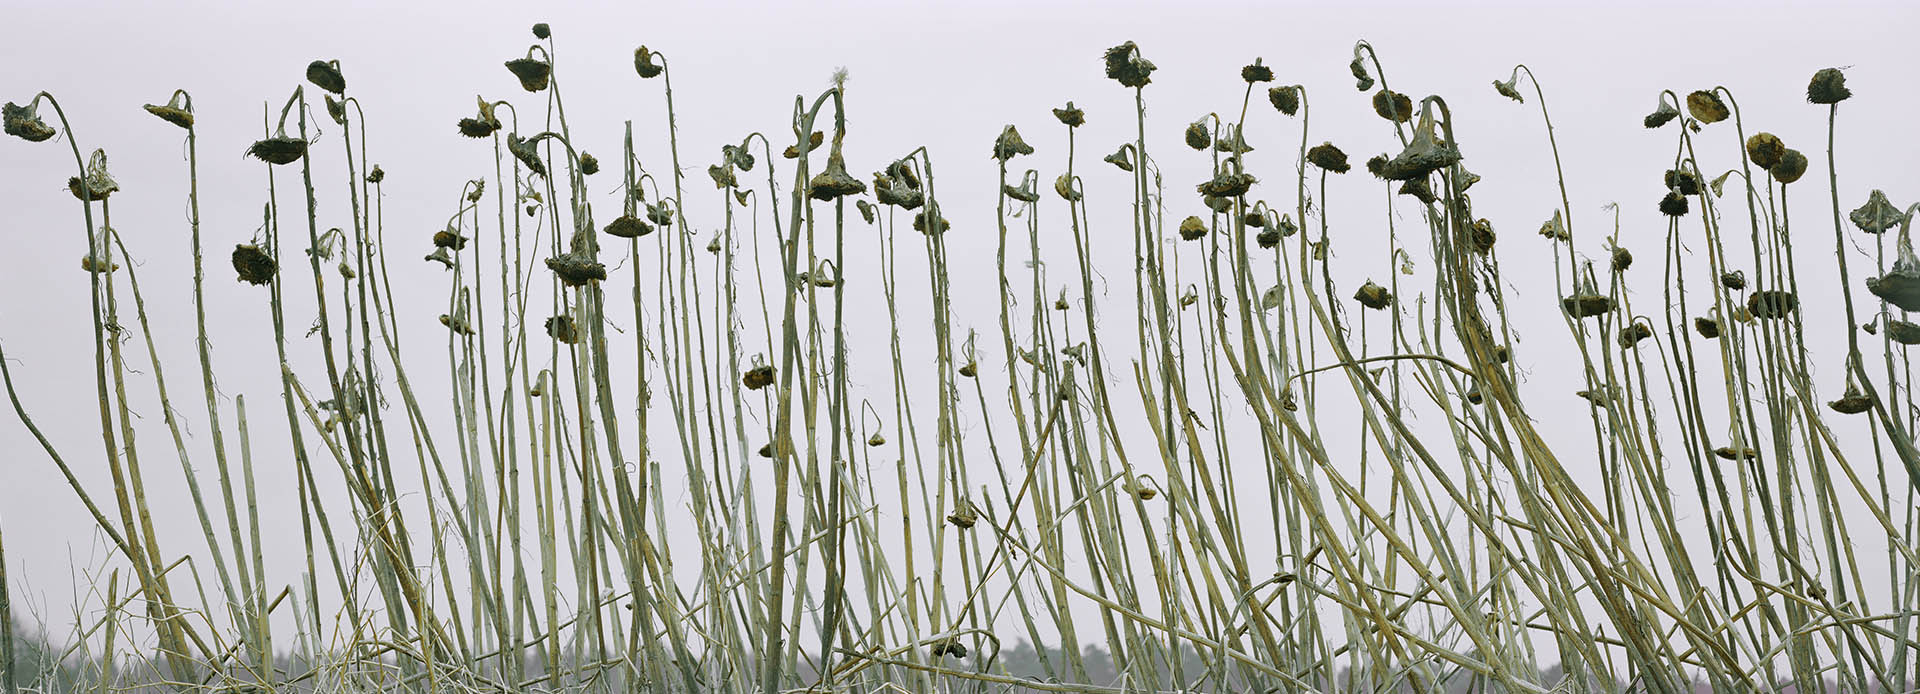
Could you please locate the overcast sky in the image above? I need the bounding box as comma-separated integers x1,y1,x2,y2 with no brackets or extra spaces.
3,0,1918,654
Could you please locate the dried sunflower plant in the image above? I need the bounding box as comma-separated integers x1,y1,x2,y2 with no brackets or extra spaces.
1,23,1916,694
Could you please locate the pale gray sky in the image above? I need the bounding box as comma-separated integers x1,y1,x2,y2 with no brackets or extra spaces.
2,0,1917,658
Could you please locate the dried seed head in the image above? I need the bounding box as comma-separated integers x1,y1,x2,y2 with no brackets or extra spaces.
247,135,307,165
1829,384,1872,414
1471,218,1496,253
531,22,551,39
1371,89,1412,123
1179,216,1207,241
505,57,552,92
708,164,736,189
1052,101,1085,127
1747,290,1797,319
743,365,775,390
647,200,675,227
784,131,824,159
1694,316,1720,339
931,641,969,658
958,361,977,377
875,172,924,209
1686,90,1729,124
324,94,347,125
1850,190,1906,234
1562,293,1614,319
913,209,951,235
1268,85,1300,116
1617,322,1653,349
143,92,194,129
1887,319,1920,345
1257,228,1281,249
439,312,476,336
1806,67,1850,104
1003,180,1040,203
1493,74,1524,103
1102,41,1156,88
1103,146,1133,171
1053,173,1082,202
633,46,664,78
544,315,578,343
367,165,385,183
1354,281,1393,310
1659,190,1689,217
1664,168,1701,196
1769,149,1808,184
1306,143,1350,173
80,253,118,273
808,150,867,201
232,244,276,285
992,124,1034,160
1643,97,1680,129
467,178,485,202
579,152,599,176
1611,246,1633,273
604,214,653,239
1349,56,1373,91
1241,58,1273,83
1378,111,1461,181
67,149,118,201
1398,179,1436,204
1745,132,1785,170
945,501,979,529
545,252,606,287
1197,167,1257,198
723,141,756,171
1184,119,1210,151
433,228,468,250
3,100,57,142
506,133,548,177
1214,131,1252,154
1539,211,1569,241
1721,271,1746,290
306,59,345,95
1714,446,1757,461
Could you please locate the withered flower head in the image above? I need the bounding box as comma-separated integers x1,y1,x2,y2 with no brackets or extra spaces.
1268,85,1300,116
1257,228,1281,248
634,46,664,79
1664,168,1701,196
1868,227,1920,311
1471,218,1496,252
1492,71,1524,103
1721,270,1745,290
784,131,824,158
1184,118,1210,151
874,171,924,209
856,199,875,223
708,163,736,189
1850,190,1906,234
1611,246,1633,273
1686,90,1729,124
545,315,577,344
1770,149,1808,184
143,91,194,129
233,244,276,285
1103,41,1156,88
1365,154,1389,179
367,165,385,183
1214,130,1252,154
1539,210,1569,241
1618,322,1653,349
506,56,552,92
1241,58,1273,83
1643,96,1680,129
247,133,308,165
1744,132,1785,169
1054,173,1082,202
604,214,653,239
1377,109,1461,181
1103,145,1133,171
1178,216,1207,241
1349,54,1374,91
647,200,675,227
742,364,775,390
1747,290,1797,319
1354,280,1393,309
433,227,468,250
1694,316,1720,338
1829,383,1873,414
324,94,347,125
1307,143,1350,173
1003,179,1040,203
506,133,548,177
1887,320,1920,346
1052,101,1084,127
1659,189,1689,217
808,150,867,201
1562,292,1614,319
306,59,346,95
1197,167,1257,198
913,206,951,235
545,251,607,286
4,100,57,142
579,152,599,176
1807,67,1850,105
1399,178,1436,204
724,140,756,171
992,124,1034,160
67,149,119,201
1371,89,1412,123
532,23,551,39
